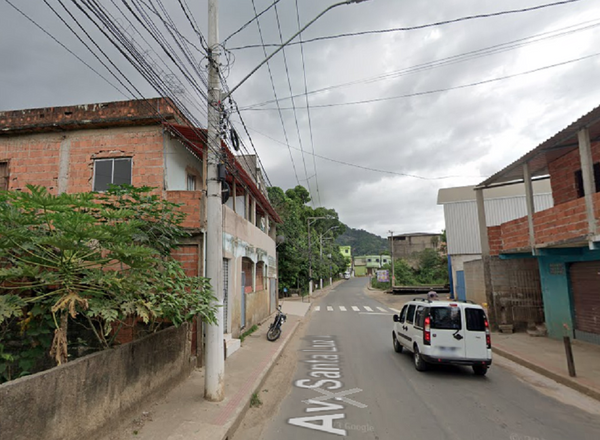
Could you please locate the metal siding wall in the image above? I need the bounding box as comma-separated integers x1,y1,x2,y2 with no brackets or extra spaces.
445,193,553,255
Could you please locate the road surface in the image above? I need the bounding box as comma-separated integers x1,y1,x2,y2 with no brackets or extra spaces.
257,277,600,440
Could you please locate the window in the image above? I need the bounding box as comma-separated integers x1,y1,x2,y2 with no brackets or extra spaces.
187,174,196,191
574,163,600,198
414,306,427,329
466,308,487,331
399,305,408,323
430,306,462,330
93,158,131,192
405,304,416,324
0,162,8,191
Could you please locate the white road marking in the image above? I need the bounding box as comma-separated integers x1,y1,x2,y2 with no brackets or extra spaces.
351,306,360,312
389,308,400,313
327,306,334,311
314,306,320,312
376,307,387,312
359,312,393,315
363,306,373,312
339,306,347,311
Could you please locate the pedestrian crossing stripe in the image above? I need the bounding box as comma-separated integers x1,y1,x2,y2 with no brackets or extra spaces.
312,305,393,313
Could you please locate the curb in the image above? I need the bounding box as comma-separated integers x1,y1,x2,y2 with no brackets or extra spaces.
223,318,302,440
493,345,600,403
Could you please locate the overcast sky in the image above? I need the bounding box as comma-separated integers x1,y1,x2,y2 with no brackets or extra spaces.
1,0,600,237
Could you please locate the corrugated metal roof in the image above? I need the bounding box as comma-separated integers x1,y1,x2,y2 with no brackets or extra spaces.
478,104,600,188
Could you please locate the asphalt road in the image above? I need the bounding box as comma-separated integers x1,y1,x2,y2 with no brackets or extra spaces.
261,277,600,440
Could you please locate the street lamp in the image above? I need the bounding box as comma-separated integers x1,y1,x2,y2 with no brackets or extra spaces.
307,216,333,296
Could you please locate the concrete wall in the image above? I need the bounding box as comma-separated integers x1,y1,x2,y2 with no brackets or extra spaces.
391,234,440,257
0,324,194,440
164,135,203,191
451,255,483,302
223,206,276,337
464,258,486,304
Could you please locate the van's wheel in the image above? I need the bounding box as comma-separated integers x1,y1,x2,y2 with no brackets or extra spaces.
393,333,403,353
413,346,427,372
473,365,488,376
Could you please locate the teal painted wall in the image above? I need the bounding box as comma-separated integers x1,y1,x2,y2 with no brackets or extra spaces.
536,248,600,339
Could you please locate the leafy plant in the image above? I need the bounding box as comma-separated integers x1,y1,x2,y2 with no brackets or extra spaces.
0,185,216,382
240,324,258,343
250,391,262,407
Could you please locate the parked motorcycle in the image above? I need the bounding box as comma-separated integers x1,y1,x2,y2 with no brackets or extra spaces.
267,304,287,341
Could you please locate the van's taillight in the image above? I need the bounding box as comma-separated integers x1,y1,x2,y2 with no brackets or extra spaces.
484,318,491,349
424,316,431,345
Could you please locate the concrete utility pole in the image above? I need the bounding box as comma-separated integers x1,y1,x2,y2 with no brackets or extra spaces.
205,0,225,402
389,231,394,287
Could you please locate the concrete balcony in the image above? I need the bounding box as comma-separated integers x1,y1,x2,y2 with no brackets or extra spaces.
166,190,205,231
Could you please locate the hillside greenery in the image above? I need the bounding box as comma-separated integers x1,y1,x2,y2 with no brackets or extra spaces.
335,227,388,256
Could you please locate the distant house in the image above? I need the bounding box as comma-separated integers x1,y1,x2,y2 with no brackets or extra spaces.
437,182,553,303
339,245,352,272
353,255,390,276
389,232,441,258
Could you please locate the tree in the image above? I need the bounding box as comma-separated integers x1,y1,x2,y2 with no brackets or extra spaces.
0,185,216,382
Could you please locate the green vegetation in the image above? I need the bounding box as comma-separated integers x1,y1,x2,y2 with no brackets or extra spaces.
250,391,262,407
370,248,449,290
0,185,216,383
240,324,258,343
336,227,387,256
268,185,347,294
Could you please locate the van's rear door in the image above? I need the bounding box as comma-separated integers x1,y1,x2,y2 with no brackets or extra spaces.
464,307,489,360
429,305,465,358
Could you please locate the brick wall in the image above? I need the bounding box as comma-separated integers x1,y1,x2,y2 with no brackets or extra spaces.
166,190,205,229
548,139,600,205
0,126,165,194
0,98,177,133
488,225,502,256
172,245,200,277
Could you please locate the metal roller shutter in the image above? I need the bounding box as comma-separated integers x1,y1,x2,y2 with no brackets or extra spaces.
569,261,600,344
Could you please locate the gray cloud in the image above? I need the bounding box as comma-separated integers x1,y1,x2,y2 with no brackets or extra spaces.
2,0,600,238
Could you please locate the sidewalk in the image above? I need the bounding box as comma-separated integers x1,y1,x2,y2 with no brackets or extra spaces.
493,332,600,402
112,283,340,440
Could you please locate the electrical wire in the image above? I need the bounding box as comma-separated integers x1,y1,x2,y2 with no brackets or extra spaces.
247,125,487,181
243,51,600,111
228,0,584,50
248,0,303,195
242,17,600,110
295,0,321,207
223,0,283,45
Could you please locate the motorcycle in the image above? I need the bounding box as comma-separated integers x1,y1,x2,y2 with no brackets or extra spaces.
267,304,287,341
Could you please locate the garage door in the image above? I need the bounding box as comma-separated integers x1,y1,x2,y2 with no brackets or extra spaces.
569,261,600,344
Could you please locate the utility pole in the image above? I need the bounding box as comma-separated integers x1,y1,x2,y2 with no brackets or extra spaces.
389,231,394,287
204,0,225,402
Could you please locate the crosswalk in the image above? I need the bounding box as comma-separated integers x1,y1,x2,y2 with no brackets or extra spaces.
313,305,394,313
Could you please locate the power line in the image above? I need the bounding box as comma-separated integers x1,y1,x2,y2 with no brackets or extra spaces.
243,51,600,111
248,0,303,195
247,125,487,181
242,17,600,110
223,0,283,45
228,0,584,50
295,0,321,207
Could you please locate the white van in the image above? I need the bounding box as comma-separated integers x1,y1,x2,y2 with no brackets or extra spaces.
392,298,492,375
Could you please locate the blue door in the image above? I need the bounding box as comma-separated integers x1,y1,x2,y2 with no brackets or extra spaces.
241,272,246,329
456,270,466,301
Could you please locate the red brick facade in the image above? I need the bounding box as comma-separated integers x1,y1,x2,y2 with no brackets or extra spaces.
489,138,600,255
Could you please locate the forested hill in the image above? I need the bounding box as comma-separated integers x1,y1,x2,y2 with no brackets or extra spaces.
336,226,388,256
